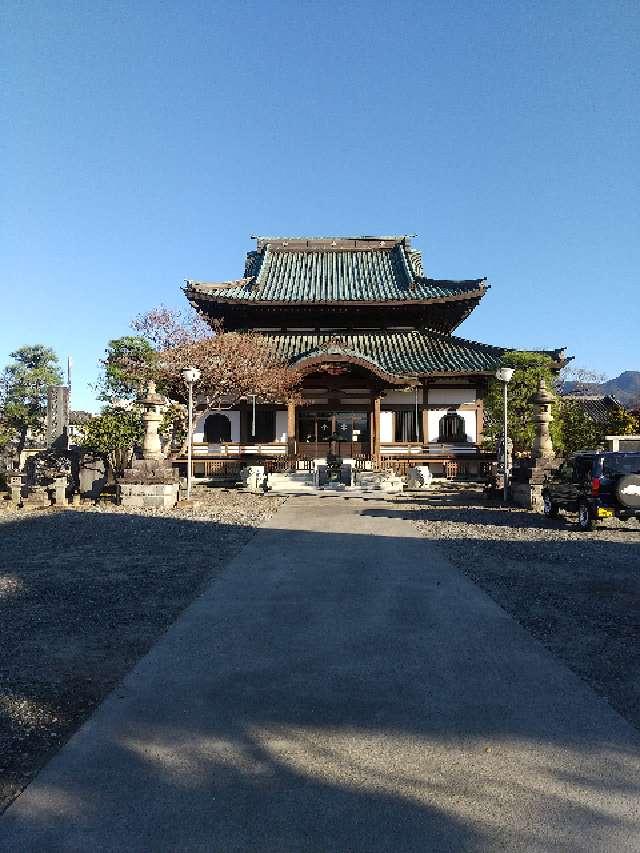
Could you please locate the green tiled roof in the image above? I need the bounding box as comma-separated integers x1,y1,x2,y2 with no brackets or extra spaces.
187,237,487,305
263,330,507,377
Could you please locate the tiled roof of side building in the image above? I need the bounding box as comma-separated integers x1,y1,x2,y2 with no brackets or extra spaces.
186,236,488,305
264,329,507,377
561,395,622,424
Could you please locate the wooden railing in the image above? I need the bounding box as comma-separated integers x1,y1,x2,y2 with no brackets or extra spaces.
190,459,245,480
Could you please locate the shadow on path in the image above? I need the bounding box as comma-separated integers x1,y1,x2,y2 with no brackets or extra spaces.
1,501,639,851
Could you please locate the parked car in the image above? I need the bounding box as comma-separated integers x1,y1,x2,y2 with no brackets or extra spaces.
542,451,640,531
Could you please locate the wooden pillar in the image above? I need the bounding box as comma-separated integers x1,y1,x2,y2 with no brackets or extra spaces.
475,394,484,448
373,395,381,467
287,399,297,461
421,381,429,447
239,400,249,444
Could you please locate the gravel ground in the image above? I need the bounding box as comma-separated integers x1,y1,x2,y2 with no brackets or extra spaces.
0,490,284,812
412,484,640,731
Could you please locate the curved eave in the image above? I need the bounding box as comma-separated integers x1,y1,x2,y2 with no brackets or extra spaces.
185,284,488,309
185,286,488,334
293,352,410,386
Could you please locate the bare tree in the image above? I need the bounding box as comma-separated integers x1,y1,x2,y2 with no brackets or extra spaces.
559,365,608,397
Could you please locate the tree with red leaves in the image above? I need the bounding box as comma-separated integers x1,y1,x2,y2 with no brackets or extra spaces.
116,306,301,455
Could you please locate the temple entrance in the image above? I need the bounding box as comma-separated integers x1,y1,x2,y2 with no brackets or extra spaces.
298,411,370,459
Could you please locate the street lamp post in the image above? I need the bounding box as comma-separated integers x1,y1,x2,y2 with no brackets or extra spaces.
495,367,515,503
181,367,201,500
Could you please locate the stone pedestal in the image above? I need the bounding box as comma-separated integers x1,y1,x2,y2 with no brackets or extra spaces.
117,458,179,510
239,466,266,493
48,476,67,506
379,472,404,493
407,465,432,490
117,481,179,509
22,486,51,510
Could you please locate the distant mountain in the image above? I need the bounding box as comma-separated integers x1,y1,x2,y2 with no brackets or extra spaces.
563,371,640,406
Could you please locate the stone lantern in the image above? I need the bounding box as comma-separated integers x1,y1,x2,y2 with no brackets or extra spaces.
510,378,559,510
140,380,165,461
116,380,179,509
532,379,555,461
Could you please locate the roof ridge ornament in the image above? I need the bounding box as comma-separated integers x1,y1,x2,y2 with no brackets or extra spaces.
321,335,349,355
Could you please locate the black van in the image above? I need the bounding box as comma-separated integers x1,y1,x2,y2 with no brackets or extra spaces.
541,452,640,531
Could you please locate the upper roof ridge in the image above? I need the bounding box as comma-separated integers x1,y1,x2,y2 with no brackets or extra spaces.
253,236,413,251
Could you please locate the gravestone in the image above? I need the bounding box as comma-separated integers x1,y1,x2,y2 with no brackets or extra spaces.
314,465,329,487
79,456,107,498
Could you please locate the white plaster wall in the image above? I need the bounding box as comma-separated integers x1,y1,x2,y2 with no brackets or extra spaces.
384,389,423,405
193,410,240,443
379,410,394,442
428,388,476,405
275,411,288,442
427,409,476,443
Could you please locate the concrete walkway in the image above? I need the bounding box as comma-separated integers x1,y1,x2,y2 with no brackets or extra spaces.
1,496,639,852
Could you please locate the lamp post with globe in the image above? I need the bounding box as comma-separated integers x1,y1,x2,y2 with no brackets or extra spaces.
495,366,515,502
181,367,201,500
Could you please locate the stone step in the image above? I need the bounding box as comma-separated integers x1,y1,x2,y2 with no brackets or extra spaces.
268,473,312,484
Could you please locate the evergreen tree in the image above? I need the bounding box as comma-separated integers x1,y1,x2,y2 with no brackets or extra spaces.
483,351,561,455
0,345,62,453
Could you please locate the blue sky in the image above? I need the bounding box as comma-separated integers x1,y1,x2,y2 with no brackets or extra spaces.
3,0,639,411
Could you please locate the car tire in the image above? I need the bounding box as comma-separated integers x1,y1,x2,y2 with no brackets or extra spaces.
543,494,559,519
577,501,593,532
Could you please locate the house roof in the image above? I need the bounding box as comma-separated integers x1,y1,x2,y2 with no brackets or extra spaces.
185,236,488,332
263,329,508,378
561,395,621,424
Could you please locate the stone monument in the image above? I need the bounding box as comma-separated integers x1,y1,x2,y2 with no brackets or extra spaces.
117,381,179,509
7,471,24,504
47,385,70,449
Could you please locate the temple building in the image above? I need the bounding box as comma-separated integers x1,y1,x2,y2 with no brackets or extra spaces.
185,236,567,478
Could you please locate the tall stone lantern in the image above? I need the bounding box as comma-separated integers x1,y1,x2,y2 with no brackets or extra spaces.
141,380,165,461
532,378,555,461
116,380,179,509
511,378,558,511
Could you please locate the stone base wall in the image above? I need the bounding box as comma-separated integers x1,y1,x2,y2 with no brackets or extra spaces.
511,483,544,511
117,482,179,509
